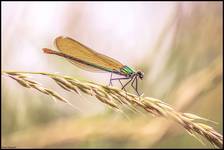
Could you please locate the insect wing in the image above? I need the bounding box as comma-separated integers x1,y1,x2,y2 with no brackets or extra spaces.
55,36,124,72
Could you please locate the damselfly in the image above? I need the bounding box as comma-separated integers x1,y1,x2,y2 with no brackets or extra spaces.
42,36,144,96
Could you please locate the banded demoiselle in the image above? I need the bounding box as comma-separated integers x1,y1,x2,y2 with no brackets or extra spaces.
42,36,144,96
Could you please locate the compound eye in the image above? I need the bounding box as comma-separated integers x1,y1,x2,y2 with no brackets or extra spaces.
138,72,144,79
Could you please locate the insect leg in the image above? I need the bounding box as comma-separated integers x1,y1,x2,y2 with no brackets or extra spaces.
132,76,139,96
131,76,136,89
110,77,131,81
131,76,140,96
118,79,127,92
121,77,134,90
110,76,132,91
109,72,113,86
135,77,140,96
110,76,130,90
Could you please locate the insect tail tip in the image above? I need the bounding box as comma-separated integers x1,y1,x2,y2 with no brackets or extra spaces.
42,48,54,54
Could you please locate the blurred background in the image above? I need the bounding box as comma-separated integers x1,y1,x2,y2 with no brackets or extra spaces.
1,2,223,148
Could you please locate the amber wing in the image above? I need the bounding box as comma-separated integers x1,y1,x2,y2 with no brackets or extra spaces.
54,36,124,73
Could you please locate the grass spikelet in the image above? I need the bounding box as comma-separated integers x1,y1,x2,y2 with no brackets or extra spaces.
2,71,223,148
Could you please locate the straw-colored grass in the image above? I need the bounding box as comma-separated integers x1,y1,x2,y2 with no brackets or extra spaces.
2,71,223,148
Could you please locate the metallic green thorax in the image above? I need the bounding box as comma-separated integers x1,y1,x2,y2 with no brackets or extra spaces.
120,66,135,75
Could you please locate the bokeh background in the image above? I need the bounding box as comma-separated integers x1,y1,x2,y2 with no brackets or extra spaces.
2,1,223,148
